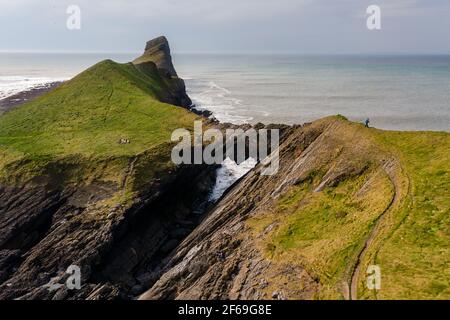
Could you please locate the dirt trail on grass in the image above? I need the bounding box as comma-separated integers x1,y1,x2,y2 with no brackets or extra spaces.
347,158,406,300
121,156,138,191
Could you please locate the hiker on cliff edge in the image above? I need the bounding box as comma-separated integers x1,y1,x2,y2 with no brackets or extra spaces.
365,118,370,128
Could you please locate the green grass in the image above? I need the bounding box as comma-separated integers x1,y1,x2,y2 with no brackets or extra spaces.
358,130,450,299
247,117,450,300
0,59,198,188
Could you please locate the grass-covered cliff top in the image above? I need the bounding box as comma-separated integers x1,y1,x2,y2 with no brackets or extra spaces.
247,116,449,299
0,59,198,186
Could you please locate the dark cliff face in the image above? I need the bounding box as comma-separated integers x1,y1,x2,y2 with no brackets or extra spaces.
0,165,217,300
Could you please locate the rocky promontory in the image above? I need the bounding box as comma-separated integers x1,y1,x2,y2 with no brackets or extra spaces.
133,36,192,108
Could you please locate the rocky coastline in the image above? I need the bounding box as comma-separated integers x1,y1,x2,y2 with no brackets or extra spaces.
0,37,448,301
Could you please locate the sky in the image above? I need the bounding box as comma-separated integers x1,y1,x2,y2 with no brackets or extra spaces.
1,0,450,54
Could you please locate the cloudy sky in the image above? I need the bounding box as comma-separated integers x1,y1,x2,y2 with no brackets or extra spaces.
1,0,449,54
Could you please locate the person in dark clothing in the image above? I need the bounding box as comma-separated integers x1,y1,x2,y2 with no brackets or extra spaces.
365,118,370,128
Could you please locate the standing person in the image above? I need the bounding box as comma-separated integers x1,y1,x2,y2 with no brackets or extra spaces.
365,118,370,128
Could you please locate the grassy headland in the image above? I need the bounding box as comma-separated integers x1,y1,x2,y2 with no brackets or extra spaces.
0,59,199,193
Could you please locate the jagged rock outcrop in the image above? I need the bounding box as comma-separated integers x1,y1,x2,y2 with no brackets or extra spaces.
133,36,178,77
133,36,192,108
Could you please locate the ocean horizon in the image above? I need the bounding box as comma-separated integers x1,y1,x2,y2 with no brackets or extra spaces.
1,52,449,132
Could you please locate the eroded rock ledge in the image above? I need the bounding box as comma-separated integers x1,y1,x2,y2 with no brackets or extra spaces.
0,163,217,300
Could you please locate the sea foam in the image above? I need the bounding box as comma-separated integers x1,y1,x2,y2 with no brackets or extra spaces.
209,157,257,202
0,76,67,100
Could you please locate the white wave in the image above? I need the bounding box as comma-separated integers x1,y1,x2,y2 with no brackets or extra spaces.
0,76,67,100
209,157,257,202
186,79,253,124
208,81,231,94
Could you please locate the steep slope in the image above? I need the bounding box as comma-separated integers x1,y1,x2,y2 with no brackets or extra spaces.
140,116,449,300
0,38,216,299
